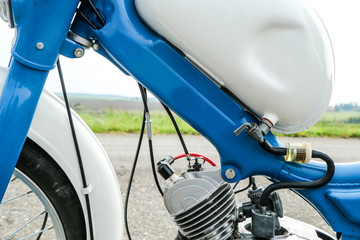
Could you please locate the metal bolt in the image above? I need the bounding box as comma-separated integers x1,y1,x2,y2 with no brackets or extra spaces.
36,42,44,50
225,168,236,180
93,43,100,51
74,48,84,58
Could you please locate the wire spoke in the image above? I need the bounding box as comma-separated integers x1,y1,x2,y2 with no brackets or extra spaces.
18,225,54,240
35,212,49,240
10,176,18,182
0,190,33,205
4,210,46,240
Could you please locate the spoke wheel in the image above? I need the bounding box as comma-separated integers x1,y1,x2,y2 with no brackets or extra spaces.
0,138,86,240
1,170,66,240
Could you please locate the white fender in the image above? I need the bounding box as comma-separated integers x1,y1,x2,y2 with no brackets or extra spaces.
0,67,123,239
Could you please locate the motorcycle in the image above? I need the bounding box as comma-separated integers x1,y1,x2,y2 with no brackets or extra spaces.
0,0,358,239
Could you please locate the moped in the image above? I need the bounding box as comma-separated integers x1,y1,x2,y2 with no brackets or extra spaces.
0,0,358,239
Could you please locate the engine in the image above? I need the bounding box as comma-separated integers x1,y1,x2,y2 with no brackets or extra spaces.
157,157,335,240
163,167,236,240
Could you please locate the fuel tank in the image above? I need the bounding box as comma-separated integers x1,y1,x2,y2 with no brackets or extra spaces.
136,0,334,133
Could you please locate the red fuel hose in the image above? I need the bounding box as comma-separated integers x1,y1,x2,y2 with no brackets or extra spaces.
173,153,217,166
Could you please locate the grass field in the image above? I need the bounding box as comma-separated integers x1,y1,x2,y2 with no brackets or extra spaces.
79,108,199,135
76,105,360,138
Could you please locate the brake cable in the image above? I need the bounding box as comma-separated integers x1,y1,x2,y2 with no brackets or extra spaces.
124,110,146,240
160,102,191,161
125,83,196,239
80,0,106,26
57,59,95,240
137,84,164,196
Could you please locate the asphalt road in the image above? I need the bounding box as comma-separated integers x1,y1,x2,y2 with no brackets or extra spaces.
96,134,360,239
2,134,360,239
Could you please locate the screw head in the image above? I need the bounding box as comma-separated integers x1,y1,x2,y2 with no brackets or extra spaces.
36,42,44,50
74,48,84,58
93,43,100,51
225,168,236,180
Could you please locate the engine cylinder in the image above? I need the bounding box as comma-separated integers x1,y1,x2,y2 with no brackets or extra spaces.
163,168,237,240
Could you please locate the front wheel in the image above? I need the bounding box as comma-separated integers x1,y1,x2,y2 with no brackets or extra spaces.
0,138,87,239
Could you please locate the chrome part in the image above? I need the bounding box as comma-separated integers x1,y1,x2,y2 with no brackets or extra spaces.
19,225,54,240
234,123,252,137
163,167,237,240
234,118,276,141
93,43,100,51
0,0,12,27
68,31,92,48
36,42,44,50
225,168,236,180
145,113,153,139
0,190,32,204
4,210,47,240
74,48,84,58
0,170,66,239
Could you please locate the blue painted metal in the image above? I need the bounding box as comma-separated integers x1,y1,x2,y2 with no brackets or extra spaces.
60,38,85,59
71,0,286,183
327,190,360,225
0,0,80,201
277,161,360,238
0,59,48,199
1,0,360,238
11,0,80,70
70,0,360,238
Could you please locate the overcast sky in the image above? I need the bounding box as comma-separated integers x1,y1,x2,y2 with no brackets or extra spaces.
1,0,360,105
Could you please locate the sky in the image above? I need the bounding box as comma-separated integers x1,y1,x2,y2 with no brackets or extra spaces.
1,0,360,105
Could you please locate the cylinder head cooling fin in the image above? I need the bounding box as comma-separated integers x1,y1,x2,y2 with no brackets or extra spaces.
163,167,236,240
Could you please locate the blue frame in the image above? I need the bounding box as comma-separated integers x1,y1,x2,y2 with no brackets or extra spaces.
0,0,80,198
1,0,360,239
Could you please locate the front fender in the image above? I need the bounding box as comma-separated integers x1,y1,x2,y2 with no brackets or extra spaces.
0,66,123,239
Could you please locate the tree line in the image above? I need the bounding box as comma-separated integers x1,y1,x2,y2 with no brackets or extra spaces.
334,102,360,112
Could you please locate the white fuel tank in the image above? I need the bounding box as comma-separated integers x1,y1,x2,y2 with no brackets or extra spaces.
136,0,334,134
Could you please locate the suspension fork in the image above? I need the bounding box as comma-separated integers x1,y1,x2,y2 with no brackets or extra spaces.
0,0,80,201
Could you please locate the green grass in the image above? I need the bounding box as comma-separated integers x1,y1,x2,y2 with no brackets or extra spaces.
276,111,360,138
321,111,360,122
78,108,360,138
79,108,198,135
276,121,360,138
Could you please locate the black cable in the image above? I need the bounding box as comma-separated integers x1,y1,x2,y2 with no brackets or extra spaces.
124,111,146,240
35,212,48,240
259,139,335,207
57,59,95,240
138,84,164,196
76,9,98,30
81,0,106,26
234,177,254,194
259,139,286,156
138,83,149,113
149,138,164,196
160,102,191,161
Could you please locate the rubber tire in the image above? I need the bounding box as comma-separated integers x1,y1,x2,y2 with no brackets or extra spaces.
16,138,87,239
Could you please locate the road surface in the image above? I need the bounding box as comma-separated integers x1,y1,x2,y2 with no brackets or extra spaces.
97,134,360,239
2,134,360,239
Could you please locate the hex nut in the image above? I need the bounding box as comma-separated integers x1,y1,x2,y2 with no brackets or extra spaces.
74,48,84,58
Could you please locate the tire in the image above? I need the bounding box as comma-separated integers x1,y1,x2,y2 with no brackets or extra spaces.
1,138,87,239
